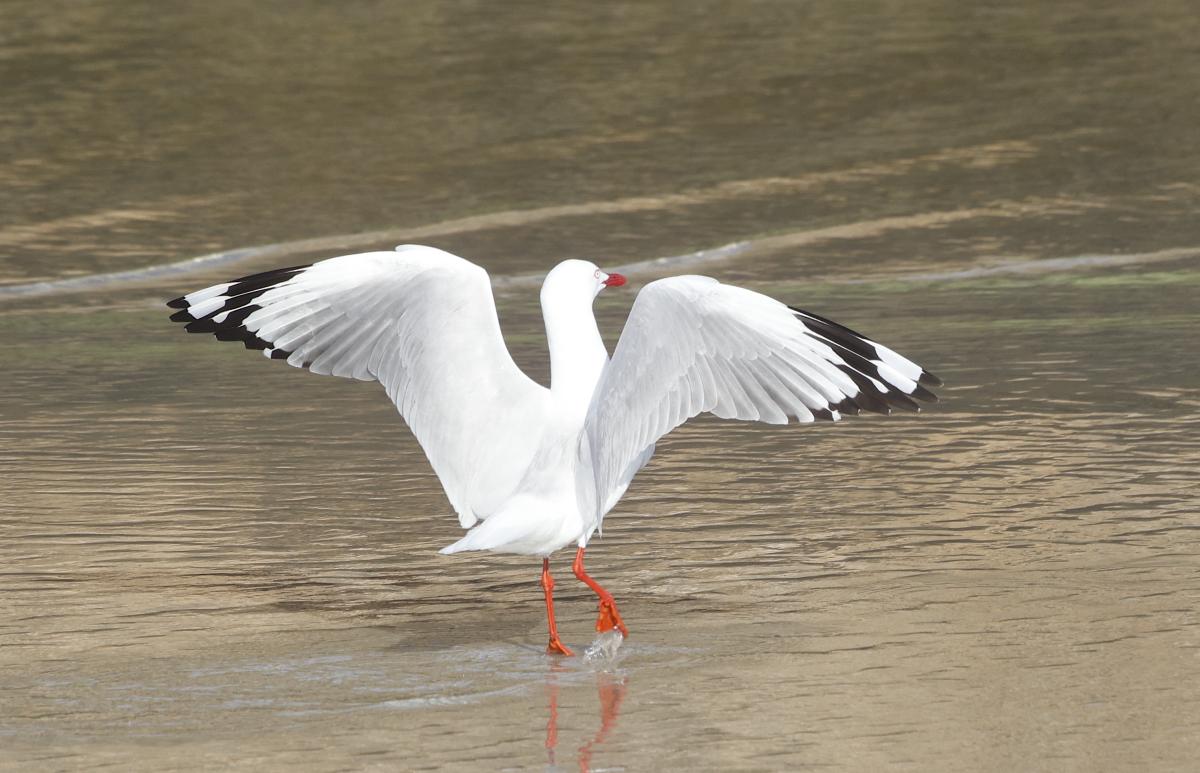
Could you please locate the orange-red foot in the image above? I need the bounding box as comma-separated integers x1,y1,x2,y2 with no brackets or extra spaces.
546,637,574,657
595,597,629,638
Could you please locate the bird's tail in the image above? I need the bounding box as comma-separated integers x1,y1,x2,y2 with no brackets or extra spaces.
438,515,513,554
438,504,551,555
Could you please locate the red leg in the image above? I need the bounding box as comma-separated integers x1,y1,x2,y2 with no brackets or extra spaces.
542,558,573,656
572,547,629,637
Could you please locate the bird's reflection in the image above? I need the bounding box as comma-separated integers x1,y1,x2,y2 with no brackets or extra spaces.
544,663,628,772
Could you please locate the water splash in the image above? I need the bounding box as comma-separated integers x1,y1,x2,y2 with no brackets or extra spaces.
583,631,625,664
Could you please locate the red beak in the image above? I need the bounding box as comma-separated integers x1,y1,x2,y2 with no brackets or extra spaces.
603,273,627,288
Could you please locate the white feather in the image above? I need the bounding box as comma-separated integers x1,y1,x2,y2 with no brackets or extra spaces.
580,275,933,528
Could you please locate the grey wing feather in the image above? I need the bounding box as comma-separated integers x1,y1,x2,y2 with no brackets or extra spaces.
581,275,939,524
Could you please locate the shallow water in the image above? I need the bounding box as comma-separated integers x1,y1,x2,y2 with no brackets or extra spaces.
2,2,1199,771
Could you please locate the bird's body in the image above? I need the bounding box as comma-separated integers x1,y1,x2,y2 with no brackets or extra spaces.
169,244,939,654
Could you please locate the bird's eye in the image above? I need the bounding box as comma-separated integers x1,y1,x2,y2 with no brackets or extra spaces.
593,270,601,279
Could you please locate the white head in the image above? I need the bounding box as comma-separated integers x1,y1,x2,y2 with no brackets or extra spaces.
541,259,626,306
539,259,627,400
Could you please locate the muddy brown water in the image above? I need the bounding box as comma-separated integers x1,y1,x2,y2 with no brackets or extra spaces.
2,2,1199,771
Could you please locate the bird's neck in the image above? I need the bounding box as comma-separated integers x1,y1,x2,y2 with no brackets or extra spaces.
541,294,608,418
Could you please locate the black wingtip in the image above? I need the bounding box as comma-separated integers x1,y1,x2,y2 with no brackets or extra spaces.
167,296,188,309
184,318,218,334
169,309,192,323
833,397,861,417
885,390,921,413
834,364,892,416
241,333,273,351
911,384,939,403
919,370,943,388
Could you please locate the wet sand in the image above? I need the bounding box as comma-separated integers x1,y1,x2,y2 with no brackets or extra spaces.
3,256,1197,770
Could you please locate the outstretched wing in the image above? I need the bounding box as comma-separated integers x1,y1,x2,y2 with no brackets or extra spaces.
168,245,549,527
581,275,940,521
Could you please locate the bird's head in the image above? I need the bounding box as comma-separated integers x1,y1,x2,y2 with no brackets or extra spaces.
542,259,626,302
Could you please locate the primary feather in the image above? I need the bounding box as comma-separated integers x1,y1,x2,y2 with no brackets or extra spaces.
170,245,550,529
580,276,940,527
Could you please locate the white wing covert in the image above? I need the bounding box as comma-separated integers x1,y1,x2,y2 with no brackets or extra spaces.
169,245,548,527
581,275,940,522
